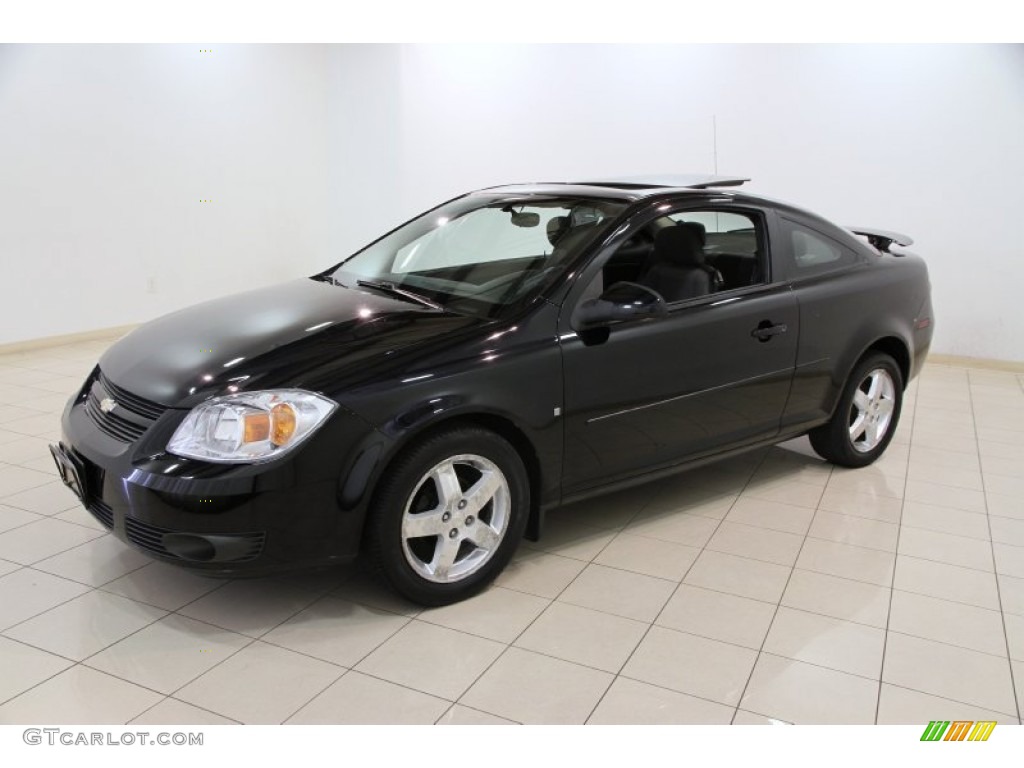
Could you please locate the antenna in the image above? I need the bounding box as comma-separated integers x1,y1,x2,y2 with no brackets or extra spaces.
712,114,718,174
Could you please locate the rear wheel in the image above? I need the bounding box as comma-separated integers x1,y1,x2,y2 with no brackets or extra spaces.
809,352,904,468
367,427,529,606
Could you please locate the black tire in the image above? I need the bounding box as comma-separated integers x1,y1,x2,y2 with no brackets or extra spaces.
366,426,530,606
809,352,904,468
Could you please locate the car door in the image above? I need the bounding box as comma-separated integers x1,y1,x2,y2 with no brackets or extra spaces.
557,202,799,494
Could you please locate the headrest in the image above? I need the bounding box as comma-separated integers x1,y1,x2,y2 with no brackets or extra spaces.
546,216,570,247
654,225,704,267
680,221,706,246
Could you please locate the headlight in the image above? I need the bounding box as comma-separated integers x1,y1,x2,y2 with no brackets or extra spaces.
167,390,337,463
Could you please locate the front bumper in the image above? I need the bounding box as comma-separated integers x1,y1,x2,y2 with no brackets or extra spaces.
54,373,384,575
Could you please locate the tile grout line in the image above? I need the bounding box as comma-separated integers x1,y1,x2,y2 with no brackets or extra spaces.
632,453,776,725
727,448,834,724
263,619,513,723
0,569,106,640
442,374,1015,729
150,574,366,723
0,634,80,708
273,577,425,723
449,478,670,724
503,554,1020,660
410,472,694,724
966,369,1023,725
4,559,156,632
0,477,67,506
25,536,153,589
4,364,1019,724
4,573,244,720
801,548,996,581
0,574,240,713
129,695,245,726
85,631,261,719
488,552,987,637
4,548,1011,716
274,665,349,725
433,701,523,725
573,449,775,725
363,618,513,723
0,512,54,539
133,566,365,724
871,364,920,724
0,611,204,714
875,679,1019,722
1,662,179,716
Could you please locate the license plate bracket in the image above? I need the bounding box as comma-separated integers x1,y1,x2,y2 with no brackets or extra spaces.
49,443,89,505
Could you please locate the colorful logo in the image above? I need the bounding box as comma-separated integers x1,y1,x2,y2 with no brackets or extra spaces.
920,721,996,742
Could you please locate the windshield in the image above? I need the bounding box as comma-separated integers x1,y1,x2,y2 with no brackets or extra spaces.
324,195,627,317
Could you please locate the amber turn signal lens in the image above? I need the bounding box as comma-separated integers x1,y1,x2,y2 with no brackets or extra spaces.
242,412,270,443
271,403,296,446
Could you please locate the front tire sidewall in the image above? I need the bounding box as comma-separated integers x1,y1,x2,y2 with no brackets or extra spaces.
811,353,904,468
369,428,530,606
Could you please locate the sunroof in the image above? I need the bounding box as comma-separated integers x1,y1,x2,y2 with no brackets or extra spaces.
575,174,750,190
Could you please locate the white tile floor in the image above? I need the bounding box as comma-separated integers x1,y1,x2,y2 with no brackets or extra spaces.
0,335,1022,725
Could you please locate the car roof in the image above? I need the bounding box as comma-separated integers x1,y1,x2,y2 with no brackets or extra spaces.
474,174,751,202
471,176,872,254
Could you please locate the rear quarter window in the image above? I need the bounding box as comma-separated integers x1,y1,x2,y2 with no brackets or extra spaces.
782,218,859,277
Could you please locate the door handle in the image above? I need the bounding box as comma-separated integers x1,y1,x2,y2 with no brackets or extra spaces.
751,321,788,342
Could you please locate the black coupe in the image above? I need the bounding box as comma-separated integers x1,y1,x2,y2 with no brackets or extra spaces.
51,175,933,605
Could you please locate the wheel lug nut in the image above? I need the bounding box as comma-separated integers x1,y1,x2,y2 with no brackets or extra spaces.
442,512,451,522
449,529,458,539
465,516,474,525
458,500,467,510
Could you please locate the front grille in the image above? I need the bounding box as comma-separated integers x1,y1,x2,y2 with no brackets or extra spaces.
82,370,169,443
99,373,167,421
85,396,147,441
125,516,266,563
87,499,114,529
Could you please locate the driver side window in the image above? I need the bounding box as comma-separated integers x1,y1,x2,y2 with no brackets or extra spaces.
579,208,768,307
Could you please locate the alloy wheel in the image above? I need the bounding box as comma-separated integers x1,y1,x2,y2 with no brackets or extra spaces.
848,367,896,452
400,454,510,583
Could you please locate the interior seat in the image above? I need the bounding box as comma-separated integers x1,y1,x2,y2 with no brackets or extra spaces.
546,215,570,247
680,221,707,247
639,225,719,302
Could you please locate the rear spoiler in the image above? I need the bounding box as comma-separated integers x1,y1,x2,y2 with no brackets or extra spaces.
846,226,914,253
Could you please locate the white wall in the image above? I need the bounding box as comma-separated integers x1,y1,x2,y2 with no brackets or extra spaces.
4,44,1023,361
326,45,405,265
327,44,1024,362
0,44,329,345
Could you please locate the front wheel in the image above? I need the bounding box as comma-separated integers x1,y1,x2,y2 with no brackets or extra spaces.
367,427,529,606
809,352,904,468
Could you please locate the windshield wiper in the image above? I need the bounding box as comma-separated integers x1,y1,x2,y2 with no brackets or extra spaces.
355,279,445,311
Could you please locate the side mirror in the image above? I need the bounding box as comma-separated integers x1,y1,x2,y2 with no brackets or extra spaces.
574,282,668,330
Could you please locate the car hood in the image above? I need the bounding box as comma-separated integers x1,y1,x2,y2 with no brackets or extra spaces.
98,278,485,407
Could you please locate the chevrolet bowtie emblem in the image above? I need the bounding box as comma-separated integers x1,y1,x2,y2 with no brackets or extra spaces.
99,397,117,413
